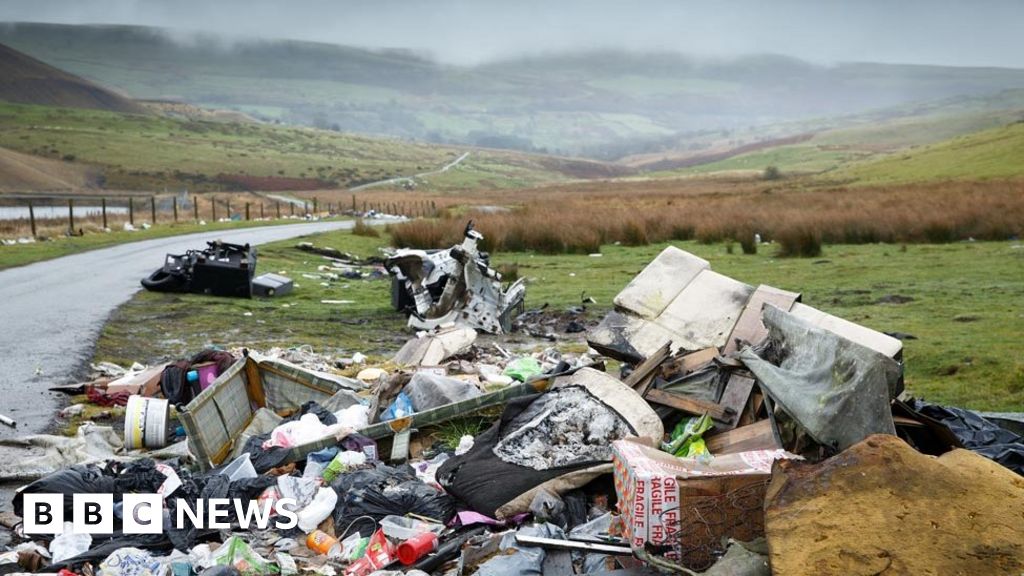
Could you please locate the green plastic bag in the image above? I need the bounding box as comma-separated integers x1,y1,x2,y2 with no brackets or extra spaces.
212,536,278,576
662,414,713,458
503,357,543,382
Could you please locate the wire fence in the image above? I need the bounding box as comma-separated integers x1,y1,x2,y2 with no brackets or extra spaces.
0,192,439,239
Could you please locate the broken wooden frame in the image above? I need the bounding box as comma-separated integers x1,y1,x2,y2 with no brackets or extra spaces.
180,352,585,470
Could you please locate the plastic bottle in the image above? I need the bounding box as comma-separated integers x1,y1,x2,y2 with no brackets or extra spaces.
306,530,341,557
397,532,438,565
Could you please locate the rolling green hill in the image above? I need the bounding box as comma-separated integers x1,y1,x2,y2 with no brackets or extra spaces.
827,121,1024,184
0,101,619,192
4,22,1024,158
0,42,145,114
644,91,1024,177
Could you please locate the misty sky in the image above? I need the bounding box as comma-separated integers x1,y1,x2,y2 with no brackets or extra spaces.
1,0,1022,68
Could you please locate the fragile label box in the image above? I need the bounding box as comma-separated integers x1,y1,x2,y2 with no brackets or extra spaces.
612,438,795,570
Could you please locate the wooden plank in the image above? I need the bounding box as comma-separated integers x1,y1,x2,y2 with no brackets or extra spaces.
705,419,780,454
243,356,267,408
622,341,671,396
661,346,719,376
723,285,801,355
893,415,926,428
716,374,756,429
738,391,764,427
645,388,733,421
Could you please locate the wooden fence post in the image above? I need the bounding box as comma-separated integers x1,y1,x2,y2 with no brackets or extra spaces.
101,197,108,229
173,196,178,222
276,201,281,219
194,197,199,222
150,196,157,224
245,203,250,221
212,197,217,221
129,197,135,226
313,197,318,214
28,201,36,237
68,199,74,235
226,198,231,220
260,203,265,219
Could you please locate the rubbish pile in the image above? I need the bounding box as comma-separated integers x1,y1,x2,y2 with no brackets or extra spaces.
141,241,293,298
4,246,1024,576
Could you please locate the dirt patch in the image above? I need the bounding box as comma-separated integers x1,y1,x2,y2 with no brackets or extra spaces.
765,435,1024,575
875,294,915,304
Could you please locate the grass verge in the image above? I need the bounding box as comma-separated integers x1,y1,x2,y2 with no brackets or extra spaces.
95,228,1024,411
0,217,347,271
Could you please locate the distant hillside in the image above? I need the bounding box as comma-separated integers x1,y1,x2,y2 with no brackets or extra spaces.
0,101,622,193
639,90,1024,177
4,22,1024,158
0,42,145,114
827,121,1024,184
0,145,99,191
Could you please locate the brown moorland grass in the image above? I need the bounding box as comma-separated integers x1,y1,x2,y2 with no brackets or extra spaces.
384,178,1024,255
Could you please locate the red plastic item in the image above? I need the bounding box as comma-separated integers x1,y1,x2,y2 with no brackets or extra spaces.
397,531,439,565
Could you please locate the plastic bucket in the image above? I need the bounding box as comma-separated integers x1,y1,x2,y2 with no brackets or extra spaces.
124,395,170,450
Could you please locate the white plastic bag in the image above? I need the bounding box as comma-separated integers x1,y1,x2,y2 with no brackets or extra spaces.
297,487,338,533
50,523,91,563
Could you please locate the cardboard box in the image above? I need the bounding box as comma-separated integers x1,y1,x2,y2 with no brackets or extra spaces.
612,437,797,570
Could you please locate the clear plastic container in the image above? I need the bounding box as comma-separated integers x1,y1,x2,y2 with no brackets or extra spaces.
379,515,444,541
220,453,257,481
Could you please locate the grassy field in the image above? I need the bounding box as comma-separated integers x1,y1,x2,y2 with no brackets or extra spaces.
0,102,597,192
828,121,1024,184
663,144,870,176
94,227,1024,411
652,108,1024,178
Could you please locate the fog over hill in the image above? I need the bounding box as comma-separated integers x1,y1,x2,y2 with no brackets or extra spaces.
1,1,1023,158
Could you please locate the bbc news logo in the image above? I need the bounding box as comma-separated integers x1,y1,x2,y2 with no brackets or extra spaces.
23,494,299,534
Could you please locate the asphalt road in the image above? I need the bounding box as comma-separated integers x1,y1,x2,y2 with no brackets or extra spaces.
0,219,361,440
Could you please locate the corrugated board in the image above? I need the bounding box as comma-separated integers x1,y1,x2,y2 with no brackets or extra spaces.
612,438,797,570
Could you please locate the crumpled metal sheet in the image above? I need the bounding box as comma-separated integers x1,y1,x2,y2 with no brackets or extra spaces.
739,305,902,451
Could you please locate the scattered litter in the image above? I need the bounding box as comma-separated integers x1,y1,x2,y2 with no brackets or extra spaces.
4,245,1019,576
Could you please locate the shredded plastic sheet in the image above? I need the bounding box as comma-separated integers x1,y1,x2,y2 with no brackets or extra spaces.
492,386,630,470
739,305,901,452
0,424,125,481
912,400,1024,475
403,372,482,412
